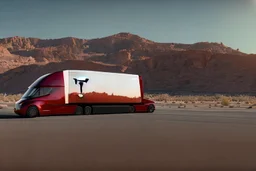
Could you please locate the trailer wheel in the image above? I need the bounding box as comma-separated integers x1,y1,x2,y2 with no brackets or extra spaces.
26,106,39,118
147,104,155,113
129,106,135,113
84,106,92,115
75,106,83,115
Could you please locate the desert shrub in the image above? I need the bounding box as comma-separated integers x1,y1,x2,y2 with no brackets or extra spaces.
144,94,153,100
0,93,22,102
245,101,250,104
221,96,230,106
213,94,223,101
152,94,171,102
231,95,250,102
144,93,256,104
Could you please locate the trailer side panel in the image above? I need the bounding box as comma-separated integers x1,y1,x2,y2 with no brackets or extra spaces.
64,70,142,104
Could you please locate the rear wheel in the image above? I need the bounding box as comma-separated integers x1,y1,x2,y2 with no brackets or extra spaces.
26,106,39,118
147,104,155,113
74,106,83,115
84,106,92,115
129,105,135,113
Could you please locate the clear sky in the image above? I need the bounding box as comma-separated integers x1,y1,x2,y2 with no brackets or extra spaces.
0,0,255,54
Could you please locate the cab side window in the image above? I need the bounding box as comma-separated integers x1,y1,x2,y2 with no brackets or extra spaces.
40,87,52,96
31,89,40,98
31,87,53,98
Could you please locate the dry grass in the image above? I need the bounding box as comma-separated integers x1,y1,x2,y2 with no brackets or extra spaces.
0,104,8,109
1,93,256,105
144,93,256,104
0,93,22,102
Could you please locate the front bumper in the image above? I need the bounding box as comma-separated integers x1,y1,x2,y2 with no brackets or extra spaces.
14,102,26,116
14,109,27,116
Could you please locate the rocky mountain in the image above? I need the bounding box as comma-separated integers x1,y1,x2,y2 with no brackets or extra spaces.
0,45,38,74
0,32,254,94
0,32,244,62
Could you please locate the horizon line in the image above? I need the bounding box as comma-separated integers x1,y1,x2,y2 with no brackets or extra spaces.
0,32,248,54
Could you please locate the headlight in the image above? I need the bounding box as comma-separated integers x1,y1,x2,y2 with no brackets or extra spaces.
15,102,23,110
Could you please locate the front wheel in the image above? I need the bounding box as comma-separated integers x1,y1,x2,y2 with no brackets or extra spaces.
26,106,39,118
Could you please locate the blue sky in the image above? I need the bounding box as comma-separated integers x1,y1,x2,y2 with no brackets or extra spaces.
0,0,255,53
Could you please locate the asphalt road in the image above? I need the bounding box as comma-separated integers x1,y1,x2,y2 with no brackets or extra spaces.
1,106,256,171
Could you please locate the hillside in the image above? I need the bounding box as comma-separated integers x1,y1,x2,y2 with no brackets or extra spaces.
0,45,38,74
0,32,254,94
0,32,244,62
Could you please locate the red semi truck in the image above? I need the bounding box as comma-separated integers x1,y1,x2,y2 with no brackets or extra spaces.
14,70,155,117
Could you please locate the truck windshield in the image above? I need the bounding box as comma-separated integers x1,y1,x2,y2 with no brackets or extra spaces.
21,87,53,99
21,88,38,99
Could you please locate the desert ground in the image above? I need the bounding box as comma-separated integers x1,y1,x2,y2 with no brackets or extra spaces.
1,101,256,171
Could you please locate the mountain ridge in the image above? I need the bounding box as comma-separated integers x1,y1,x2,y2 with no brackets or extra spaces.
0,32,245,54
0,32,255,94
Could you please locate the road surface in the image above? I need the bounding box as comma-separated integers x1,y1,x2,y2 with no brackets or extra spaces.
1,105,256,171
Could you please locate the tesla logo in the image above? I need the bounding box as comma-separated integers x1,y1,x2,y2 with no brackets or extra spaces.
73,77,89,98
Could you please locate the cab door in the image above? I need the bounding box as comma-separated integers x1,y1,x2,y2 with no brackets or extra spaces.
35,87,54,115
46,87,76,115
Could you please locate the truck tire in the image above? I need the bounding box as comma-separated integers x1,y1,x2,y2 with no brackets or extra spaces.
129,106,135,113
147,104,155,113
75,106,83,115
84,106,92,115
26,106,39,118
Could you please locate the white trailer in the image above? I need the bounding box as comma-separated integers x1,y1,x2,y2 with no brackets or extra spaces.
63,70,142,104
